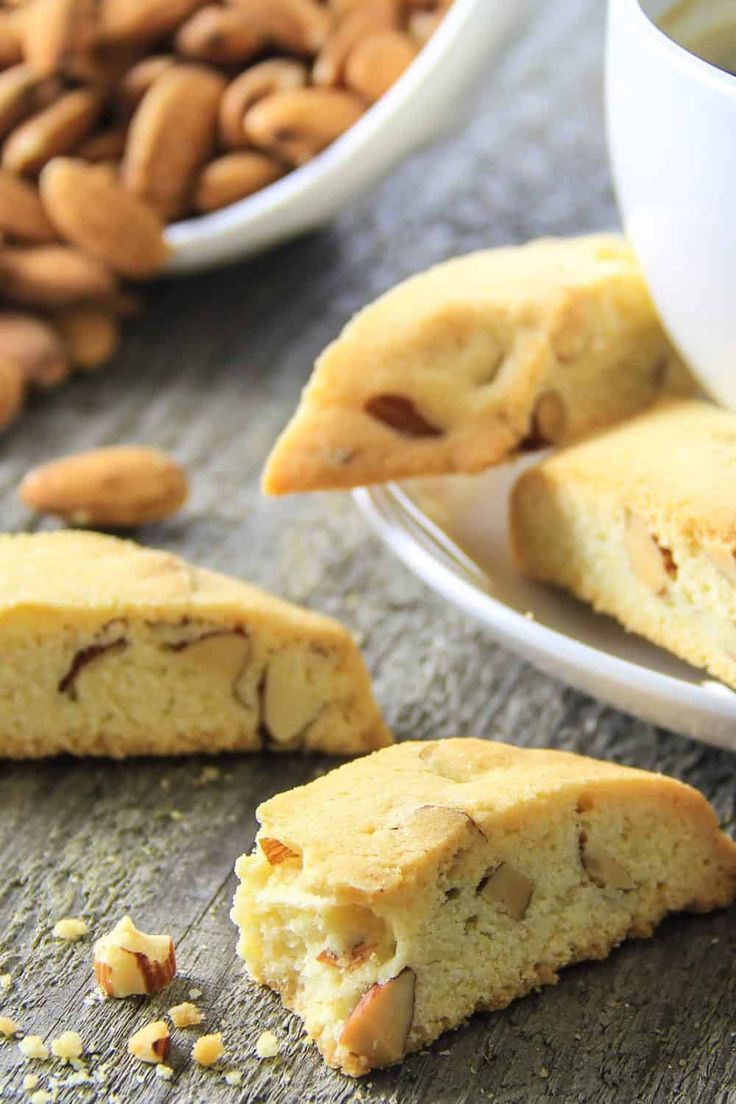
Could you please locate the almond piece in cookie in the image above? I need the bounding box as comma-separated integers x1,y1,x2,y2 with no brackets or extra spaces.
0,530,389,758
511,399,736,692
94,916,176,997
262,234,693,494
232,738,736,1076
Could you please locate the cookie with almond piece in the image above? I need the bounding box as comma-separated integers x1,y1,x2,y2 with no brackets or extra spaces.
262,234,693,494
0,530,389,758
511,399,736,692
231,738,736,1076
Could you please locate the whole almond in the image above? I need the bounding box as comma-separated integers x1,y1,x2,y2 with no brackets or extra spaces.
219,59,307,149
193,151,283,213
313,0,397,87
20,0,98,78
19,445,189,526
344,29,418,102
41,158,169,277
0,310,68,387
0,167,56,242
98,0,207,44
0,65,42,140
53,305,119,369
0,245,117,307
175,6,265,66
76,127,127,162
244,86,364,165
233,0,332,55
122,64,225,221
3,88,101,175
0,12,22,69
116,54,175,119
0,357,24,432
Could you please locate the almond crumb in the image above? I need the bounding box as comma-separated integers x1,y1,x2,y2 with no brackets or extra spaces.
53,918,88,942
255,1030,280,1059
155,1064,174,1080
0,1015,18,1037
128,1021,170,1065
23,1073,39,1091
18,1035,49,1061
168,1002,203,1028
51,1031,83,1060
94,916,175,997
224,1069,242,1085
192,1033,224,1067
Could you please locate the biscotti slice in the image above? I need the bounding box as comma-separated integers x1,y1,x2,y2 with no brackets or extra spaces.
0,531,390,758
511,398,736,691
231,738,736,1076
262,234,693,494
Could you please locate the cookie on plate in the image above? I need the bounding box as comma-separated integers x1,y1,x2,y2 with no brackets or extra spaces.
263,234,693,494
0,531,390,758
231,738,736,1076
511,399,736,691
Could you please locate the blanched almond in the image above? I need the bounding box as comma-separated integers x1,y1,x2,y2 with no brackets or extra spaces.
20,445,188,526
580,837,635,891
193,151,282,212
705,544,736,588
0,311,68,387
262,650,325,745
122,64,225,221
99,0,206,44
344,28,417,102
40,157,168,277
0,245,116,307
0,168,55,242
175,6,265,65
219,59,307,150
624,512,675,596
3,88,101,175
245,86,364,166
526,389,567,447
478,862,533,920
340,968,415,1066
52,305,119,370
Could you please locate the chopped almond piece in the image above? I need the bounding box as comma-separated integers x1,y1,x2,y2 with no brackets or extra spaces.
128,1021,170,1064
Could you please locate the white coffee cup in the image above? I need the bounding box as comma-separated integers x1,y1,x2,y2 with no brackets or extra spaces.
606,0,736,408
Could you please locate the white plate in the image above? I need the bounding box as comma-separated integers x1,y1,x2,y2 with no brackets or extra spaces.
355,462,736,752
166,0,531,273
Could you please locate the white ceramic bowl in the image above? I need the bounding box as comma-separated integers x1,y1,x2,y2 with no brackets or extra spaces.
606,0,736,408
166,0,528,273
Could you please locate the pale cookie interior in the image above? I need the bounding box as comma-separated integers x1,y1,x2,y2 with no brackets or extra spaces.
231,739,736,1076
511,399,736,692
0,531,390,758
263,234,693,494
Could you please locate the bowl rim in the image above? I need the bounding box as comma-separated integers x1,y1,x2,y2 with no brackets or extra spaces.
165,0,488,260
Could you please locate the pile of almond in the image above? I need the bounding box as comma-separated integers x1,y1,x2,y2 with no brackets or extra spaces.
0,0,450,435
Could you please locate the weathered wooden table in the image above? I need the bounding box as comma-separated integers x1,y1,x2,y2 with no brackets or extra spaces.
0,2,734,1101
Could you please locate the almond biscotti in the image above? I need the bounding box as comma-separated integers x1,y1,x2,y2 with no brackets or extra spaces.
263,234,693,494
0,531,390,759
511,399,736,691
231,738,736,1076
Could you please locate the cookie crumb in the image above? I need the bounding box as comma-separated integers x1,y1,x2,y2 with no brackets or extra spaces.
197,766,221,785
53,918,88,942
155,1064,174,1081
192,1033,223,1067
0,973,11,991
188,987,202,999
22,1073,39,1091
51,1031,83,1060
0,1015,18,1037
168,1002,203,1028
224,1070,242,1086
255,1031,280,1059
18,1036,49,1061
29,1091,53,1104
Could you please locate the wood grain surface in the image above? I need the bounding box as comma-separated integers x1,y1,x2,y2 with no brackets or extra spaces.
0,2,734,1102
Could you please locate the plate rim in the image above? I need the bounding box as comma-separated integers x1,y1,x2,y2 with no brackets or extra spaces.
354,482,736,751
